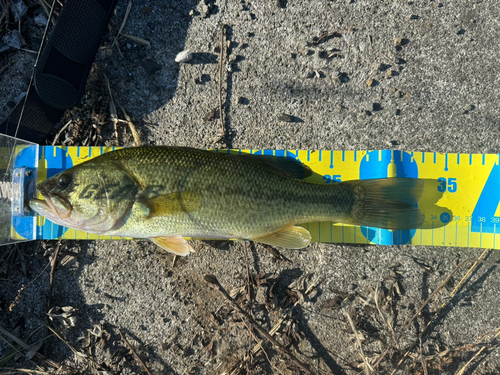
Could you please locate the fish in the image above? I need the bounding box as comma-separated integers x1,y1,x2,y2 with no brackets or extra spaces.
29,146,425,256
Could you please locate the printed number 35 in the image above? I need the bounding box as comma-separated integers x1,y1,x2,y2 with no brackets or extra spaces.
437,177,457,193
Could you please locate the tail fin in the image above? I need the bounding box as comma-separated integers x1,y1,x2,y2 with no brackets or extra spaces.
343,178,424,230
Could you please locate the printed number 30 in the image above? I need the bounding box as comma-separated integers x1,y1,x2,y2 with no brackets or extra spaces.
438,177,457,193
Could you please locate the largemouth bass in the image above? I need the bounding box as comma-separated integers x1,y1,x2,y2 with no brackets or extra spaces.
29,147,424,256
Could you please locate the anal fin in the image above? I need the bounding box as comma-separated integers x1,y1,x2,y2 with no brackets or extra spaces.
150,235,194,256
252,226,312,249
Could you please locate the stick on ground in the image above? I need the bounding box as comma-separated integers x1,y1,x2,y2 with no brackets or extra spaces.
119,329,152,375
204,274,313,374
48,241,62,307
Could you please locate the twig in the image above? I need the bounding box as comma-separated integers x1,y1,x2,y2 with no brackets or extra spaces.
119,329,152,375
455,326,500,375
243,241,252,303
46,325,87,362
346,311,373,374
373,256,486,371
0,368,51,374
380,51,396,65
218,24,225,145
0,325,30,349
239,318,284,375
311,31,341,45
48,241,62,306
204,275,313,374
251,317,285,355
0,325,64,371
0,0,9,26
9,259,51,311
111,0,132,48
52,120,72,145
250,275,321,356
20,48,38,54
419,337,428,375
121,33,150,46
115,97,141,146
38,0,57,26
392,251,493,374
106,78,119,142
374,277,398,349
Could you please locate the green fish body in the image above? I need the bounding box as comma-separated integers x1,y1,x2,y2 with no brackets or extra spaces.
30,147,424,255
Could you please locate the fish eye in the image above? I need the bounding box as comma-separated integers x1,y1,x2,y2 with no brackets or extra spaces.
58,174,71,188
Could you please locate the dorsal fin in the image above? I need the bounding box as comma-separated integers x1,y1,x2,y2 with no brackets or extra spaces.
255,155,312,179
207,150,312,179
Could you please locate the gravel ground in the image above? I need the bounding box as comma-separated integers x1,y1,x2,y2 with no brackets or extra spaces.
1,1,500,374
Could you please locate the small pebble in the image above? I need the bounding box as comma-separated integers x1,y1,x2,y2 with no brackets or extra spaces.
10,0,28,23
34,13,48,27
175,50,193,63
331,76,341,87
277,114,293,122
2,30,22,49
366,78,375,87
394,38,403,47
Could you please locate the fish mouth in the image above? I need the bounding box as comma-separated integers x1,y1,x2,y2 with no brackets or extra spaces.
30,185,72,221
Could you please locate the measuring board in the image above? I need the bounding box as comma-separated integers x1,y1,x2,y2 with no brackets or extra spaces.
6,145,500,249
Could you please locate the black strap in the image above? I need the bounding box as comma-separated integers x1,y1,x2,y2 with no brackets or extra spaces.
0,0,118,143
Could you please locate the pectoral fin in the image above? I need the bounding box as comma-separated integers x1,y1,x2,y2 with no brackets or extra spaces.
252,226,312,249
150,235,194,256
140,191,202,218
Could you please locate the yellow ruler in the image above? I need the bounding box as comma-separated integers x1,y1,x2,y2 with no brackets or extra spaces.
10,146,500,249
